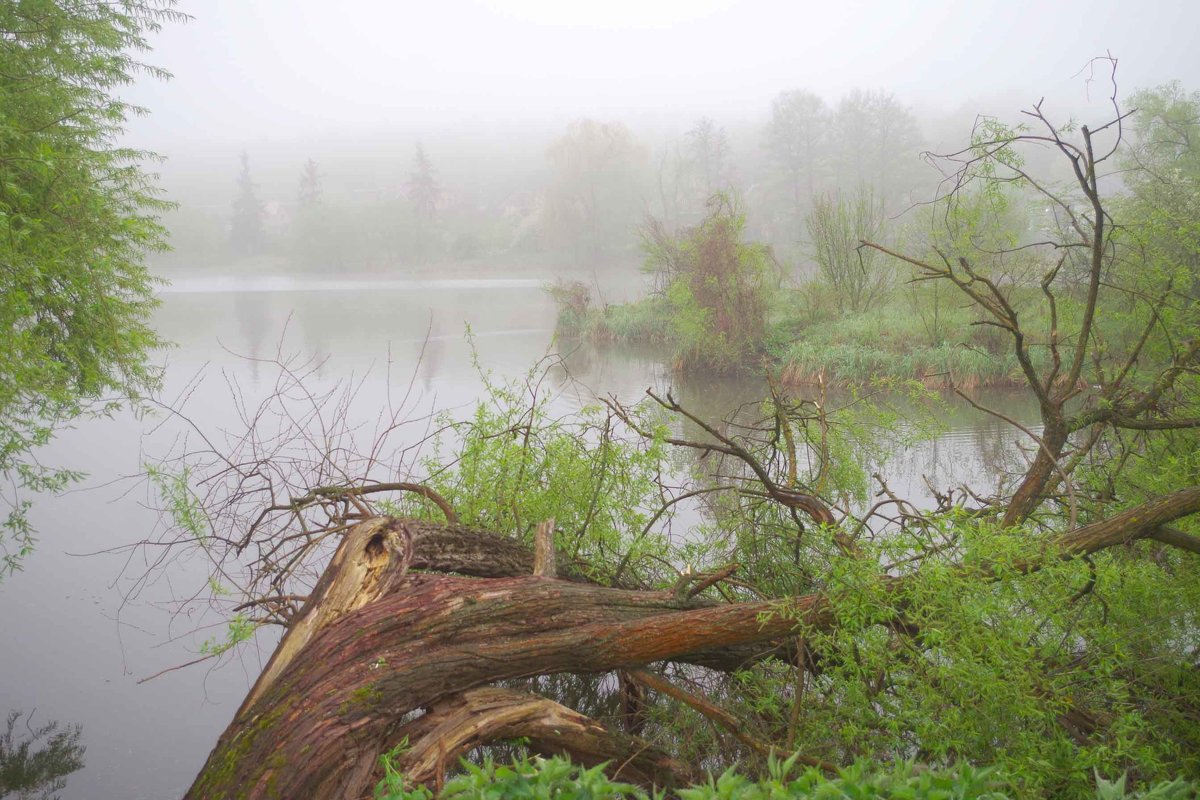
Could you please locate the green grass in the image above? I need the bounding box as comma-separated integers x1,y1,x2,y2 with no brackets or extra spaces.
549,278,1110,389
559,295,675,345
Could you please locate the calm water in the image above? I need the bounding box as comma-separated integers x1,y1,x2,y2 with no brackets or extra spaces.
0,275,1038,799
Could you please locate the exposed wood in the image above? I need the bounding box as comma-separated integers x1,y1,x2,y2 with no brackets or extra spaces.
235,517,411,719
397,686,695,790
533,517,557,577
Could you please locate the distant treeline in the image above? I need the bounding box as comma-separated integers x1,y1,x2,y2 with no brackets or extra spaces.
153,88,991,274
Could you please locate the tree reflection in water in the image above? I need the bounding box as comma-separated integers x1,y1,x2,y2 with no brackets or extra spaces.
0,711,84,800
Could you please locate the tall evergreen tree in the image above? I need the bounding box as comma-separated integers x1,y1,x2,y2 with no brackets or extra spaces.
230,151,264,257
407,143,439,259
297,158,322,210
292,158,331,270
407,143,438,224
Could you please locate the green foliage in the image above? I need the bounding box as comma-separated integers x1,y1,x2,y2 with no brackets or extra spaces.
545,279,593,334
376,753,646,800
642,194,779,372
372,753,1196,800
198,613,257,658
0,710,86,800
146,464,209,542
399,348,671,583
375,740,433,800
0,0,181,573
774,297,1024,389
681,756,1007,800
445,757,646,800
737,511,1200,798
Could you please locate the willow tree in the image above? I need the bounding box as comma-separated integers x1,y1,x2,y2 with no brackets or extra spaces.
0,0,182,573
545,119,647,260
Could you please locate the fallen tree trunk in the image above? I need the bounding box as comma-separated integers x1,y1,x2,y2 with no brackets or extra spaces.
189,571,828,799
186,486,1200,799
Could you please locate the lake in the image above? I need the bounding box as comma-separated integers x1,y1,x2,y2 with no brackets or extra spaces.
0,275,1038,799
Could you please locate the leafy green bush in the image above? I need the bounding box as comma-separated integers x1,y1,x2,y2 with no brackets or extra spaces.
396,350,671,583
373,753,1199,800
641,194,779,372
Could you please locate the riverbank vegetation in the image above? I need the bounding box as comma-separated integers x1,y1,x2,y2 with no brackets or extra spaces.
6,1,1200,797
553,78,1200,394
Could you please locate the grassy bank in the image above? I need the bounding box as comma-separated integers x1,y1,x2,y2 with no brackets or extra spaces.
767,292,1029,389
552,281,1034,389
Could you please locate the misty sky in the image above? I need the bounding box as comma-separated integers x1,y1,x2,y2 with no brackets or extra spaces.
125,0,1200,150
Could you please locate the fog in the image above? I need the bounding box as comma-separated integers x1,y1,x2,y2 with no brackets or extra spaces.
128,0,1199,141
121,0,1200,276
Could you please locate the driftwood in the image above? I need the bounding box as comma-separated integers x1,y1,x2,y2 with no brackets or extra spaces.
185,486,1200,799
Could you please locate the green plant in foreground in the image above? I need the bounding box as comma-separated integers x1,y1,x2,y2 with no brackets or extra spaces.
374,740,433,800
371,753,1199,800
401,348,671,584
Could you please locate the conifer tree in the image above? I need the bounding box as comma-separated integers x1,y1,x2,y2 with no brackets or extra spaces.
230,151,264,257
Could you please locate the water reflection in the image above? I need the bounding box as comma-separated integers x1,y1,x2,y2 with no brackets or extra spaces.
554,337,1041,509
0,711,85,800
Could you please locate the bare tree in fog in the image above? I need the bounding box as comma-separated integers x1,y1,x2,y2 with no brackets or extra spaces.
545,119,647,262
807,186,891,313
685,117,734,201
653,119,736,233
831,90,923,211
765,89,829,218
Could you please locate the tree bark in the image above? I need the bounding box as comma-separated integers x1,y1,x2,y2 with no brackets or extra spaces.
1001,417,1068,528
